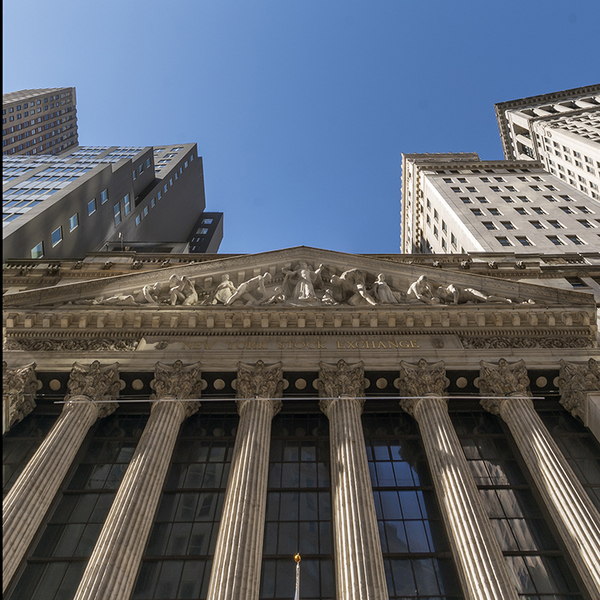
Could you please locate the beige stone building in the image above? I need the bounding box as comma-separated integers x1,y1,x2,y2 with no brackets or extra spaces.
2,88,78,157
401,152,600,256
495,84,600,202
3,246,600,600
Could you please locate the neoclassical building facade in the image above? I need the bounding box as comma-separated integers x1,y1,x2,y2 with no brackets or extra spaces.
3,247,600,600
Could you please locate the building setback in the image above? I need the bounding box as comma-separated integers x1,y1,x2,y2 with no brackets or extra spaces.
2,246,600,600
495,84,600,202
2,88,78,157
3,144,223,259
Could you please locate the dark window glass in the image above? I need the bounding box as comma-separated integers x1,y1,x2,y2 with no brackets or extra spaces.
539,407,600,511
452,407,584,599
3,409,58,496
8,410,147,600
260,411,334,599
364,411,462,599
132,412,236,600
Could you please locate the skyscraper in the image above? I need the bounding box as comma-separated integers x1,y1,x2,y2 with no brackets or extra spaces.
401,152,600,255
2,88,78,157
495,84,600,201
3,144,223,259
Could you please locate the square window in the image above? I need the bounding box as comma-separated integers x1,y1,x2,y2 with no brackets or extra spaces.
490,186,500,192
578,206,592,214
132,169,136,180
566,234,585,245
496,236,512,247
51,226,62,247
502,196,514,203
163,184,168,194
135,215,141,226
442,220,447,232
529,220,544,229
501,221,515,230
158,191,162,200
477,197,489,204
578,220,594,228
548,220,564,229
101,189,108,204
460,197,472,204
31,241,44,259
150,198,156,208
69,213,78,231
471,208,483,216
547,235,564,246
434,209,439,220
142,206,148,217
169,178,173,186
202,218,213,224
483,222,497,230
196,227,209,235
87,198,96,216
146,158,151,168
113,203,121,225
560,207,574,215
488,208,501,216
516,236,533,246
124,194,131,216
466,186,476,192
139,164,143,174
515,207,529,215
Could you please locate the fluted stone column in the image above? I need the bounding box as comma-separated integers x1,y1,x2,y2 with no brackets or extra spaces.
559,358,600,443
3,361,39,434
3,361,120,591
74,361,202,600
318,360,388,600
399,359,517,600
207,360,282,600
480,359,600,599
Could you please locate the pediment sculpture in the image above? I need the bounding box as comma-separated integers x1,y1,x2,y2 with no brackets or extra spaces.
72,263,533,308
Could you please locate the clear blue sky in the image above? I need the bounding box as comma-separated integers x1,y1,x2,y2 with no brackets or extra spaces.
4,0,600,254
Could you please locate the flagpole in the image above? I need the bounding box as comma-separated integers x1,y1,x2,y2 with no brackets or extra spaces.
294,553,301,600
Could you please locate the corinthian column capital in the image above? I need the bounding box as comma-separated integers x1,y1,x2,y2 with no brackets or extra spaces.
479,358,530,398
236,360,283,399
66,361,123,404
317,359,364,398
559,358,600,421
3,361,39,429
150,360,203,400
398,359,449,416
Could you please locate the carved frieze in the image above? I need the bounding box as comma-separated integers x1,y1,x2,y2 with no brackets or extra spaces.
3,361,39,428
150,360,203,402
4,338,139,352
559,359,600,421
397,359,449,416
459,336,594,349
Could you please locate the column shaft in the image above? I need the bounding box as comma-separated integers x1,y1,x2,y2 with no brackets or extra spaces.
411,398,518,600
2,399,99,590
207,398,276,600
326,397,389,600
73,400,190,600
498,398,600,598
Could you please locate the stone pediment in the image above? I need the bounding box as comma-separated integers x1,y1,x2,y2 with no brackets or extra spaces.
2,246,594,310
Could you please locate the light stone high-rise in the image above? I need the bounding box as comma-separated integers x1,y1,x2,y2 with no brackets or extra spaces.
495,84,600,202
401,152,600,256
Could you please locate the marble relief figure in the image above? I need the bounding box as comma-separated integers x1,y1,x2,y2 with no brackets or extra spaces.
76,262,531,308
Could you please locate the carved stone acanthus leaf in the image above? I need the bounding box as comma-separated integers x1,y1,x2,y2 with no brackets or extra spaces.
3,361,39,428
398,359,449,401
65,361,122,403
459,336,594,349
236,360,284,399
150,360,202,400
317,360,365,400
3,338,139,352
479,359,530,398
558,359,600,421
